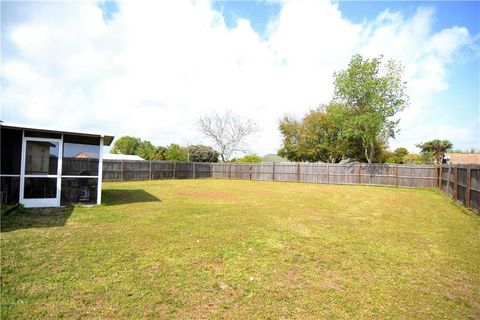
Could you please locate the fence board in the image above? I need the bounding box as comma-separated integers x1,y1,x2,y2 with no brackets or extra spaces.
229,164,251,180
273,163,299,182
252,163,274,181
102,160,122,181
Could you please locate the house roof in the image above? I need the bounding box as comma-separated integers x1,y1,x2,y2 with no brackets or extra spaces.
0,122,114,146
103,153,145,161
446,153,480,164
74,152,90,158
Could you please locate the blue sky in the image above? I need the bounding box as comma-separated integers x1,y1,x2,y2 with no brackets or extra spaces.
341,1,479,147
340,1,479,32
2,0,479,155
212,1,479,34
212,1,281,37
210,0,479,150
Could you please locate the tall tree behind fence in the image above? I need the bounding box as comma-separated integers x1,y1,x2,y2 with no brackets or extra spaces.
102,160,479,214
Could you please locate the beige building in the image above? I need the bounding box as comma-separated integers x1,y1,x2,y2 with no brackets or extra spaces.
446,153,480,165
25,141,57,175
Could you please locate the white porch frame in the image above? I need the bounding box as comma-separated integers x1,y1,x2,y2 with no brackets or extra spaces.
3,126,108,208
20,135,63,207
97,137,104,205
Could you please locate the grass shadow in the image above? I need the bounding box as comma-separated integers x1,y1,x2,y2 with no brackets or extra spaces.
102,189,161,206
1,207,74,232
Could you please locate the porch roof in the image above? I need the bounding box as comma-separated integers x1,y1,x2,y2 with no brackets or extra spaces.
0,122,114,146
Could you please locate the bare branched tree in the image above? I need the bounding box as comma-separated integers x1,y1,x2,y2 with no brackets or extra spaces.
197,110,259,162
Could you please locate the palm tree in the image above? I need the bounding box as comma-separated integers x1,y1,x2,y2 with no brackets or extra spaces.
416,139,453,164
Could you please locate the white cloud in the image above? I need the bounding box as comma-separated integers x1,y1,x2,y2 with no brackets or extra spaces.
1,0,477,155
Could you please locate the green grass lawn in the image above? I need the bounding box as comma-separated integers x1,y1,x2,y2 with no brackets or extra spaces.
2,179,480,319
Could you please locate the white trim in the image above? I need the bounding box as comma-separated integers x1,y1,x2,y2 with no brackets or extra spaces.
19,130,25,203
62,175,99,178
57,134,63,206
97,137,104,205
25,174,61,178
22,197,59,208
23,136,62,143
20,136,62,208
0,174,21,177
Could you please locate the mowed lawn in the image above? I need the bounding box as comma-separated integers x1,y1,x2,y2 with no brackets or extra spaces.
2,180,480,319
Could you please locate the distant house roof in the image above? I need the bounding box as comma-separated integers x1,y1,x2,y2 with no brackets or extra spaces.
74,152,90,158
103,153,145,161
1,122,114,146
446,153,480,164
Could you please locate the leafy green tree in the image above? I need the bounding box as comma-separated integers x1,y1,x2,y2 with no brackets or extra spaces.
111,136,158,160
136,140,156,160
386,147,409,164
153,146,167,160
164,144,188,161
450,148,478,154
187,145,219,162
304,103,352,163
404,153,435,165
346,136,390,163
111,136,141,155
278,54,407,164
279,103,352,163
383,149,395,163
278,116,303,162
333,54,409,163
416,139,453,163
262,154,288,163
230,154,262,163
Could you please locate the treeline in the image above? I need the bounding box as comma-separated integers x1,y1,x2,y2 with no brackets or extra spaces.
110,136,289,164
110,136,219,162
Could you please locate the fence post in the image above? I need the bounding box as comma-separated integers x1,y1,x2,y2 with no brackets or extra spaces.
466,165,471,209
395,164,399,187
326,164,329,184
210,163,213,179
358,164,361,184
121,160,124,181
297,162,300,182
249,164,252,180
228,164,232,179
272,162,276,181
173,162,176,179
149,160,152,180
447,164,451,195
438,163,442,189
454,165,458,200
193,163,196,179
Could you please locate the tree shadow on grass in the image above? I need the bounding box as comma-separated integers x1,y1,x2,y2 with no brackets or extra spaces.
102,189,161,206
1,206,74,232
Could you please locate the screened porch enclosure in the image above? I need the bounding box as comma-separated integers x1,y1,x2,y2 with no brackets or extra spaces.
0,124,113,207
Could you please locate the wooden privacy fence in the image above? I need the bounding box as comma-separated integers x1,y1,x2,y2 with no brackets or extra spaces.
102,160,479,214
211,163,438,188
102,160,211,181
438,164,480,214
